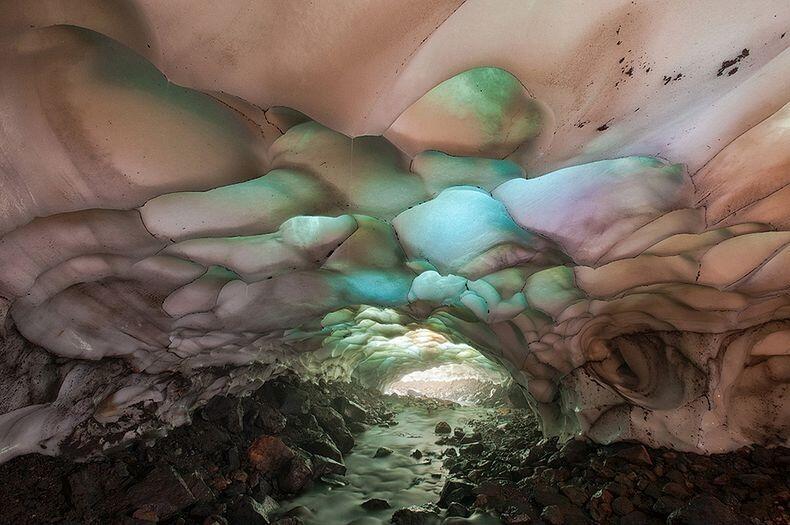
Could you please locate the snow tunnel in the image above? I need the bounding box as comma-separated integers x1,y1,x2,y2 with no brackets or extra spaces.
0,2,788,523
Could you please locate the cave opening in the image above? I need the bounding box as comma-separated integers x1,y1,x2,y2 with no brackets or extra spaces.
383,363,508,405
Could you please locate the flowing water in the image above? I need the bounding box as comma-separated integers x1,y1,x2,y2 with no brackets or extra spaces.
281,403,502,524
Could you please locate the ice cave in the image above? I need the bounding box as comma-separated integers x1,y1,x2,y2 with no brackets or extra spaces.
0,1,788,524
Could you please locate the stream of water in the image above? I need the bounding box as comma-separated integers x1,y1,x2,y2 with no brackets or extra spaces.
280,403,502,524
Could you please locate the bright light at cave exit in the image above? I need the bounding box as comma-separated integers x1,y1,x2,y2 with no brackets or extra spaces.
384,363,507,405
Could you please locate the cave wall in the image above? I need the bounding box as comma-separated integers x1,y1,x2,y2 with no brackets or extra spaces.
0,0,788,461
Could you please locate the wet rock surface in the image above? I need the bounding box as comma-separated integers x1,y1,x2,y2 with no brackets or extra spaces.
0,372,395,524
436,409,790,525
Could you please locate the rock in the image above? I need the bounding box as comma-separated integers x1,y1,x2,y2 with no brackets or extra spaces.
272,518,303,525
439,478,476,507
666,469,686,484
503,513,539,525
620,510,660,525
298,430,343,462
280,388,311,415
459,442,484,455
587,488,613,522
228,495,279,525
603,480,630,497
531,482,571,508
230,470,248,483
390,506,441,525
652,495,684,515
446,502,471,517
612,444,653,466
411,449,423,459
313,406,355,453
374,447,394,458
202,395,244,433
227,447,241,471
278,453,314,494
123,465,196,521
225,480,248,498
280,505,313,520
332,397,368,423
662,481,691,499
132,507,159,521
361,498,391,510
667,494,747,525
257,405,287,434
248,436,296,474
540,505,565,525
312,454,346,477
736,473,773,489
555,437,590,463
460,432,482,444
435,421,451,434
68,462,128,515
319,473,346,487
611,495,634,515
183,471,215,503
559,484,588,507
348,421,367,434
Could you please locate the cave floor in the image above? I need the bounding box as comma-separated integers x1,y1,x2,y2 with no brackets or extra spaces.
282,403,500,525
0,375,787,525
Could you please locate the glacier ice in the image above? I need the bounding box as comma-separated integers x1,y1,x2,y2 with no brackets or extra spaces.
0,1,788,462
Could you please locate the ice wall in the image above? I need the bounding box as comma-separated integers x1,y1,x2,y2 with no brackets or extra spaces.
0,0,788,461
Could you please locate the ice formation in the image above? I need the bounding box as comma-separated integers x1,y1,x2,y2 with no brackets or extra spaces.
0,1,788,462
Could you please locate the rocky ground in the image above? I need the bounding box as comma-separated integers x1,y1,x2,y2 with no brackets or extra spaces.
0,372,398,524
0,374,788,525
427,409,790,525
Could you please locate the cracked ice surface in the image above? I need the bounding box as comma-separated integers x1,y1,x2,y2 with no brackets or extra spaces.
0,0,788,462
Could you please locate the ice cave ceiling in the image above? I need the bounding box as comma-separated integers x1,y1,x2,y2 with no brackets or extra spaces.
0,0,788,463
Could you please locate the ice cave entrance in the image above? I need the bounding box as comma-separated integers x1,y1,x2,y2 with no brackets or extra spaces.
384,363,509,405
314,307,518,406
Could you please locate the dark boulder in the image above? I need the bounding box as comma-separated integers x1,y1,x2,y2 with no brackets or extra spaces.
312,454,346,477
256,405,287,434
554,437,590,464
652,495,685,516
123,465,196,521
348,421,367,434
228,495,279,525
280,388,312,415
278,453,314,494
374,447,394,458
202,395,244,433
313,406,355,453
446,502,471,517
434,421,451,434
297,429,343,462
439,478,476,508
248,435,296,474
68,462,128,515
459,442,484,456
391,506,441,525
361,498,391,510
332,397,368,423
612,444,653,466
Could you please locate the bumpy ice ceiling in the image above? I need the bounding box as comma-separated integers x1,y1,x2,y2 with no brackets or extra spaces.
0,0,788,462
